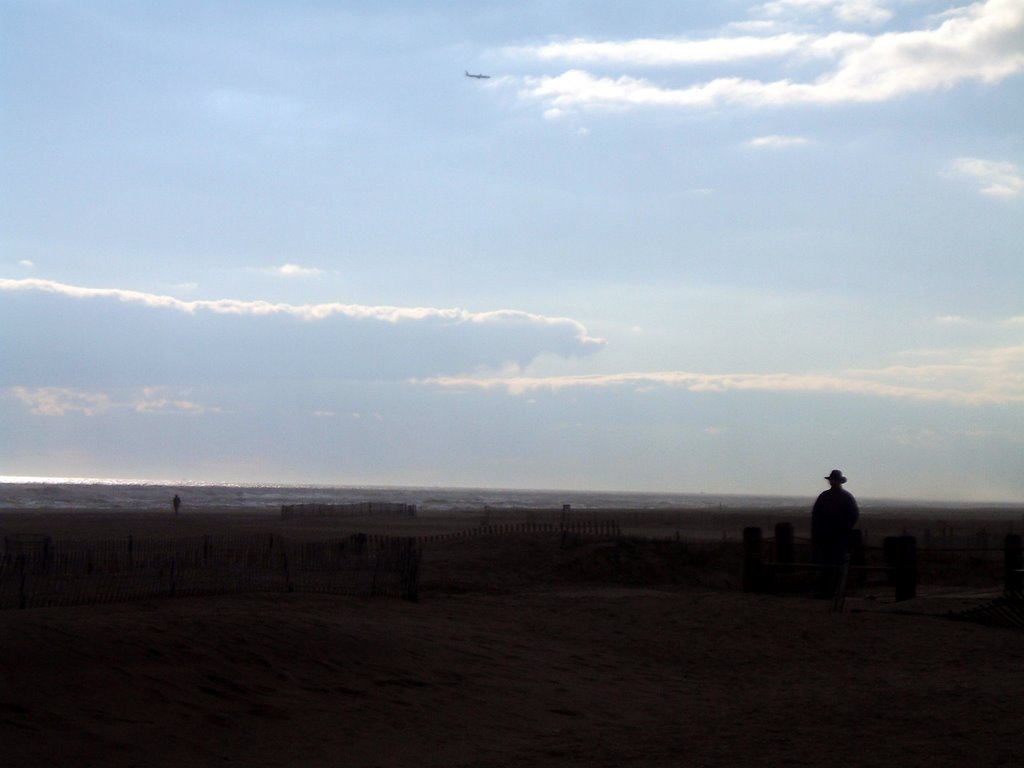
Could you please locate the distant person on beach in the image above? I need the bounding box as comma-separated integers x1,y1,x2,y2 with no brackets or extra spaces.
811,470,859,597
172,494,181,515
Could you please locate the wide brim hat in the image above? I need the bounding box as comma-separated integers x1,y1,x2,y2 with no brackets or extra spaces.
825,469,847,483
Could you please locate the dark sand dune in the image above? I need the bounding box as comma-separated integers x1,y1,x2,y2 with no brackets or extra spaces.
2,512,1022,767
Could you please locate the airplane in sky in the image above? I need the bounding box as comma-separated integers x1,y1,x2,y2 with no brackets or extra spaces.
465,70,490,79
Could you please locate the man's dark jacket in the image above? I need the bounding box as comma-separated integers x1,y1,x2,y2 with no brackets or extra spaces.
811,487,859,566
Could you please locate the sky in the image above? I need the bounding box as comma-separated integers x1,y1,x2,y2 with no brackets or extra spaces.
2,0,1022,501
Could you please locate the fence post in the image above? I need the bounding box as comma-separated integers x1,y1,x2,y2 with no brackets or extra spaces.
17,556,27,609
890,535,916,601
1005,534,1023,593
401,538,420,602
849,529,866,585
742,527,763,593
774,522,794,574
282,552,293,593
370,554,382,597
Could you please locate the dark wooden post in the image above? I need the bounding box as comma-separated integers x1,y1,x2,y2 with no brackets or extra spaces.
742,527,763,593
774,522,794,574
17,556,27,609
849,529,866,585
892,535,916,601
1004,534,1022,593
401,538,420,603
883,536,898,585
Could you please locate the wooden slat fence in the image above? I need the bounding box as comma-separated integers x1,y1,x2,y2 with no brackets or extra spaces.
415,520,621,545
0,533,420,610
950,592,1024,630
281,502,416,519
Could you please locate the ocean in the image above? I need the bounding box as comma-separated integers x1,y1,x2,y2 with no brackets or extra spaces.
0,477,811,514
2,478,1019,516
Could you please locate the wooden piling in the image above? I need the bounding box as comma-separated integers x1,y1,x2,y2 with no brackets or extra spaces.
887,535,916,602
849,529,866,585
1005,534,1022,593
742,526,763,593
774,522,794,574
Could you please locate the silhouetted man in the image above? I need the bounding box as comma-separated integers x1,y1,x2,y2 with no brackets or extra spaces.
811,469,859,597
172,494,181,515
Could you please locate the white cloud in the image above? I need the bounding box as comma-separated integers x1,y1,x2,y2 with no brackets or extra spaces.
510,0,1024,114
747,134,809,148
757,0,894,26
0,278,603,348
929,313,1024,326
0,278,604,386
512,33,822,65
725,20,782,34
18,260,34,268
947,157,1024,197
275,263,322,277
416,343,1024,405
134,388,215,414
11,387,113,416
10,386,215,416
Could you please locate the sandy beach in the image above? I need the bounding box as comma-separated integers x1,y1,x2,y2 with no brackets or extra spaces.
2,508,1022,767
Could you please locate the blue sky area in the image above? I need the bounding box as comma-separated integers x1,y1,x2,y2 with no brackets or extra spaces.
2,0,1022,501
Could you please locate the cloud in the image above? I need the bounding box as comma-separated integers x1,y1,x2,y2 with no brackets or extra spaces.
947,157,1024,197
0,279,602,338
274,263,322,277
757,0,894,26
9,386,216,416
509,0,1024,114
510,33,824,66
11,387,113,416
725,21,782,34
18,260,34,268
133,388,216,414
0,278,604,387
416,344,1024,405
928,313,1024,327
747,134,809,148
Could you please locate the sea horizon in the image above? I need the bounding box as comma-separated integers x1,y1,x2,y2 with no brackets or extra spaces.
1,475,1021,514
